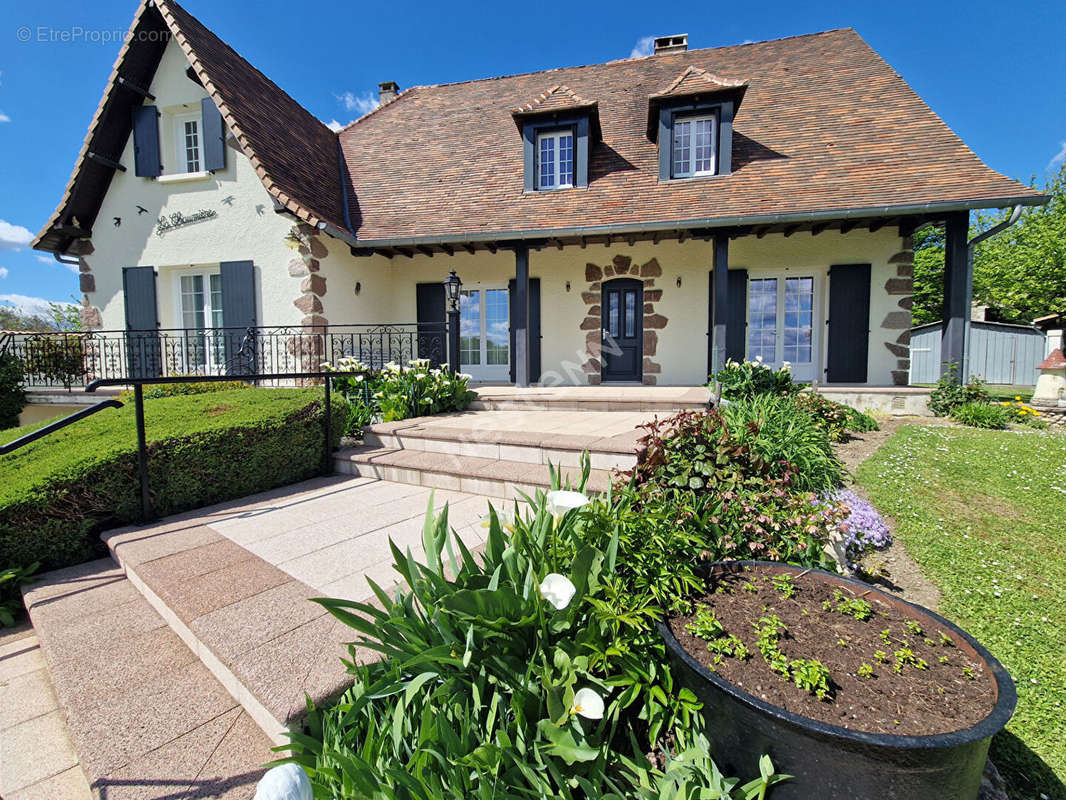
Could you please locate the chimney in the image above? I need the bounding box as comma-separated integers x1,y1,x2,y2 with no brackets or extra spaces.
653,34,688,55
378,81,399,104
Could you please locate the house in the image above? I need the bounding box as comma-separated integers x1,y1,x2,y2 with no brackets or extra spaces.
32,0,1046,390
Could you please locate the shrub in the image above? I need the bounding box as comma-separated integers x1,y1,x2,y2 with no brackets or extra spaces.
844,406,880,433
0,351,26,430
999,398,1048,428
0,562,37,627
719,395,845,493
21,334,88,389
0,388,348,573
792,393,850,442
951,401,1009,429
327,358,475,432
119,379,252,402
622,409,842,570
928,365,990,416
713,358,804,400
286,481,786,798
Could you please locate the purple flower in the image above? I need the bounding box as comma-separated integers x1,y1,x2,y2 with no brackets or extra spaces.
819,489,892,567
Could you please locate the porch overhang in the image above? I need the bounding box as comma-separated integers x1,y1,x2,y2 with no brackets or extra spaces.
339,194,1049,257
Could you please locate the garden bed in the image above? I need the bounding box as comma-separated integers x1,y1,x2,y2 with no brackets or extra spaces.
668,563,997,735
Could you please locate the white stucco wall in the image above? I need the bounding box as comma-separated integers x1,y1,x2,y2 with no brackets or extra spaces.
314,228,906,386
82,38,300,331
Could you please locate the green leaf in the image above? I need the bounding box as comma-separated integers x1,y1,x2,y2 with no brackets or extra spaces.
536,719,600,765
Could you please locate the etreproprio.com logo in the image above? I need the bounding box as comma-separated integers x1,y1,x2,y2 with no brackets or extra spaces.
15,26,171,44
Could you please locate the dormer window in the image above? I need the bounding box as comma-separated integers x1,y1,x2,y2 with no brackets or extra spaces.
671,113,717,178
511,85,600,193
537,129,574,190
647,67,748,182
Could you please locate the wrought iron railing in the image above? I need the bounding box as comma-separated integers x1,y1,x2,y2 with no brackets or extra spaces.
0,323,447,388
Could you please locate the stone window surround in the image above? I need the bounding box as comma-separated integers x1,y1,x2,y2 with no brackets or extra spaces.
581,254,666,386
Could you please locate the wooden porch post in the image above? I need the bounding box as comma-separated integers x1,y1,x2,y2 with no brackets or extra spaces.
711,233,730,376
941,211,970,380
513,245,531,387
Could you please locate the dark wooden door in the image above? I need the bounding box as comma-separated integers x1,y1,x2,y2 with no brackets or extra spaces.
601,278,643,381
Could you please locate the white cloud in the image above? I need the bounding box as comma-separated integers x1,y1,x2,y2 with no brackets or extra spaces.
35,255,51,264
1049,141,1066,170
0,267,7,279
0,111,10,123
629,36,655,59
0,220,33,251
335,91,379,116
326,119,345,132
0,293,74,318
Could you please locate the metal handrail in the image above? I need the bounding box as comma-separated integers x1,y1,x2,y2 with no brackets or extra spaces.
0,399,124,456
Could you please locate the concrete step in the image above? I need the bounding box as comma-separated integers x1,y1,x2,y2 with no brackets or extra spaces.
23,559,276,799
363,419,641,472
98,520,370,747
470,385,710,412
335,445,614,498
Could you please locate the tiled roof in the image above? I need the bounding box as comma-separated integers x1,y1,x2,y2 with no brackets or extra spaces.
1040,349,1066,370
339,28,1042,243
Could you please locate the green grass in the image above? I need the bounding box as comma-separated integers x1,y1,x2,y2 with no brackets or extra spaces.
857,426,1066,800
912,383,1034,403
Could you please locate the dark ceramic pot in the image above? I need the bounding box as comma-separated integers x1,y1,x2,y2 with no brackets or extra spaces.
658,560,1016,800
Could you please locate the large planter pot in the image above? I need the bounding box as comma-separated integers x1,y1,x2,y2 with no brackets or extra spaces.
659,560,1016,800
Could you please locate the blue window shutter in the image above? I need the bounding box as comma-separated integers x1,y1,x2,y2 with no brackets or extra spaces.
131,106,161,177
122,266,161,377
827,264,871,383
220,260,257,375
658,108,673,181
726,269,747,362
201,97,226,172
522,124,536,192
575,118,589,188
718,101,734,176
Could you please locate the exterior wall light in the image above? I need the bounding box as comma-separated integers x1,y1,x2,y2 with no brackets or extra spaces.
444,269,463,312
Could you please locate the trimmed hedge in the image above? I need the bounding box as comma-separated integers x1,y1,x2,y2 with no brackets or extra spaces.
0,388,348,572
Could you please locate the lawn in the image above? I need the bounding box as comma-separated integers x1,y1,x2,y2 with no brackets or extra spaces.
858,425,1066,800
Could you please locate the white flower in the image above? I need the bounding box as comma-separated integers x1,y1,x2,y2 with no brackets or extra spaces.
546,490,590,517
755,355,763,362
479,509,515,530
254,764,312,800
355,374,365,382
782,361,791,369
458,373,473,381
572,687,604,720
539,573,577,610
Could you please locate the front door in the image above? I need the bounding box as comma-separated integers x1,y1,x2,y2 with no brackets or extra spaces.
601,278,643,382
459,285,510,382
746,274,819,381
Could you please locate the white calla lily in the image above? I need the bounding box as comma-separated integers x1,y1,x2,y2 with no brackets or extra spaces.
253,763,312,800
546,490,590,517
572,687,605,720
539,573,577,610
479,509,516,531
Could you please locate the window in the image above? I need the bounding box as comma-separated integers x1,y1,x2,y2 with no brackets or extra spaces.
179,272,223,370
174,113,202,173
745,273,820,381
671,113,716,178
536,130,574,190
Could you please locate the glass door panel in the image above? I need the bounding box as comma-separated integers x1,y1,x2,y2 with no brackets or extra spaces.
747,278,777,363
484,289,510,366
459,286,510,381
746,274,819,381
459,289,481,366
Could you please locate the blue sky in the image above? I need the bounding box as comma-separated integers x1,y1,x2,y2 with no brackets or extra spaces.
0,0,1062,317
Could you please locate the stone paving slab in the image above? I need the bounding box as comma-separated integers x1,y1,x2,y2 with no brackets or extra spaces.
21,561,273,799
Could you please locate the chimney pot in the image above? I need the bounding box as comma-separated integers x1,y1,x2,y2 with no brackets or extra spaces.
378,81,399,104
653,34,688,54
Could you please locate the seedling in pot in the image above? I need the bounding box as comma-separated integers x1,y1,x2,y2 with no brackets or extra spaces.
857,663,875,679
771,574,797,598
790,658,832,700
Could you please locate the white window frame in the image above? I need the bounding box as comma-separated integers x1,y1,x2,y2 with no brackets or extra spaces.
743,270,825,383
671,112,718,179
173,112,203,174
458,284,511,382
172,268,224,374
535,129,575,191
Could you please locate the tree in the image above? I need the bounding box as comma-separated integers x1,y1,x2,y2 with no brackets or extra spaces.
910,164,1066,325
0,299,81,332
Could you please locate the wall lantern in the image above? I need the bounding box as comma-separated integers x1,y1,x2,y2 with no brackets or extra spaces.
353,281,362,296
565,280,571,292
444,269,463,312
676,276,683,288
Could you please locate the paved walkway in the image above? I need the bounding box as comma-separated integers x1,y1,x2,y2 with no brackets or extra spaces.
0,624,92,799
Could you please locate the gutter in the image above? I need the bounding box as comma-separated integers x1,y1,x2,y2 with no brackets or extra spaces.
343,194,1048,249
54,252,80,267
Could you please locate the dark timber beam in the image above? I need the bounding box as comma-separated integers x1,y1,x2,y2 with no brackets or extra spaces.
755,226,770,239
485,242,498,254
117,75,155,100
941,211,970,380
87,151,126,172
711,233,730,377
783,224,799,238
462,242,476,255
869,218,893,233
415,245,435,257
440,244,454,256
810,222,829,236
840,220,859,234
513,245,531,387
394,247,415,259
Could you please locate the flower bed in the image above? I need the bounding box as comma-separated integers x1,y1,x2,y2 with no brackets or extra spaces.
667,563,996,735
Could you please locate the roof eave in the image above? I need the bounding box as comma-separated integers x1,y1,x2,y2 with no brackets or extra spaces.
348,193,1049,249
